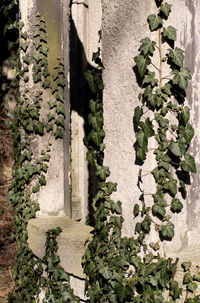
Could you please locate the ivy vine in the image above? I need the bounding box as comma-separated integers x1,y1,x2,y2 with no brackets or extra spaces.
4,0,199,302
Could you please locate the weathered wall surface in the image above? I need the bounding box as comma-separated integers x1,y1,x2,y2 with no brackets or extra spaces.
102,0,200,253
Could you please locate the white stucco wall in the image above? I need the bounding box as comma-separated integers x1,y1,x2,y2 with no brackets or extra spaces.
102,0,200,253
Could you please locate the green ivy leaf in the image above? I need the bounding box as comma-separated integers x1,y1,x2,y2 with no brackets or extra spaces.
39,175,46,186
152,204,166,218
55,117,65,128
193,273,200,282
136,130,148,151
180,154,196,173
139,117,155,138
20,42,28,52
89,129,105,146
168,47,184,67
99,267,112,280
183,273,193,284
141,215,151,233
160,3,172,17
180,106,190,125
143,71,158,87
160,222,174,240
163,26,177,41
168,140,186,157
187,282,198,292
163,178,177,195
34,122,44,136
48,99,57,109
139,37,156,55
179,124,194,144
172,67,192,90
96,166,110,181
170,198,183,213
136,147,146,161
181,261,192,271
133,204,140,217
21,31,28,40
134,55,150,79
54,128,63,139
32,184,40,193
84,70,96,94
33,54,42,64
147,14,163,31
56,105,65,116
40,45,49,56
134,106,143,124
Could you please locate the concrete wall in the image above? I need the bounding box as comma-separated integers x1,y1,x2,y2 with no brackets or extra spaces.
102,0,200,254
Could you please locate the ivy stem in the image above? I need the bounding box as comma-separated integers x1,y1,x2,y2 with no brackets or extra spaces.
141,171,152,178
151,62,160,72
158,28,162,87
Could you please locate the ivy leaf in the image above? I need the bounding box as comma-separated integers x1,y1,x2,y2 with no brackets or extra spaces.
34,122,44,135
84,70,96,94
55,117,65,128
54,128,63,139
134,55,150,79
99,267,112,280
187,282,197,292
39,175,46,186
96,166,110,181
193,273,200,282
21,31,28,40
179,124,194,144
163,178,177,195
152,204,166,218
180,106,190,125
141,215,151,233
143,71,158,87
134,106,143,124
133,204,140,217
160,222,174,240
183,273,193,284
168,140,186,157
140,118,155,138
147,14,163,31
136,147,146,161
56,105,65,116
168,47,184,68
20,42,28,52
162,83,172,96
48,99,57,109
32,184,40,193
181,261,192,271
160,3,172,17
170,198,183,213
172,67,192,90
139,37,156,55
180,154,196,173
89,129,105,146
163,26,177,41
40,45,49,56
136,130,148,151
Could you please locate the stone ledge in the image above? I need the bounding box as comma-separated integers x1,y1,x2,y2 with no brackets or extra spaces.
27,216,92,279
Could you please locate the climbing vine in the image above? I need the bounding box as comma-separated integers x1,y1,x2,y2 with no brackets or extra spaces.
7,11,77,303
83,1,198,302
3,0,199,302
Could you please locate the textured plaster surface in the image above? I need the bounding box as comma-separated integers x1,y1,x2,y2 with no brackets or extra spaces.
102,0,200,255
28,217,92,300
27,217,92,278
20,0,70,216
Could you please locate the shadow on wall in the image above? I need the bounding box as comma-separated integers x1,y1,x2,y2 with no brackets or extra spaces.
69,7,99,226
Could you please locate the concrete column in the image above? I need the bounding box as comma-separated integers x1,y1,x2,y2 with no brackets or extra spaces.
70,0,102,221
19,0,71,217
